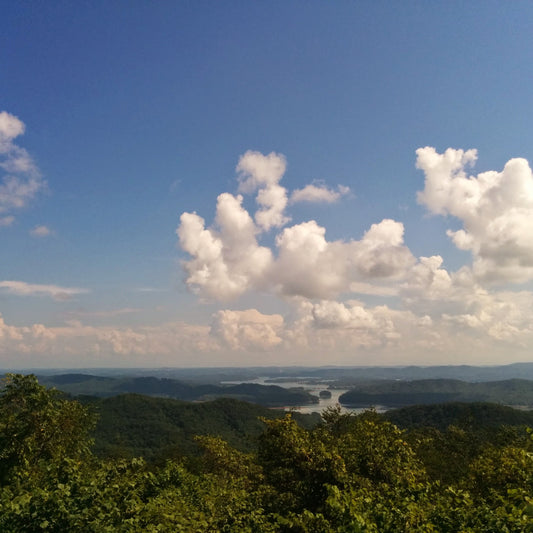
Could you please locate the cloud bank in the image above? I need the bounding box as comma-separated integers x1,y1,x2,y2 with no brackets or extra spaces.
172,148,533,365
1,283,533,366
3,147,533,367
177,153,407,301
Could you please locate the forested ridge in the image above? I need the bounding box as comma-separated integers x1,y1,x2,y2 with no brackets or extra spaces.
339,378,533,407
36,373,319,407
90,394,320,461
1,374,532,532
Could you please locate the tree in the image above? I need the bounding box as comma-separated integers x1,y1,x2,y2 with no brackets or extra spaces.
0,374,95,484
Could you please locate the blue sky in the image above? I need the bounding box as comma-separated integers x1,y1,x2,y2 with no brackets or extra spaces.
2,1,533,368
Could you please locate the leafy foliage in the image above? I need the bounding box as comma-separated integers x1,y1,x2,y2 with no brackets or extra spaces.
1,375,533,532
0,374,95,484
91,394,320,461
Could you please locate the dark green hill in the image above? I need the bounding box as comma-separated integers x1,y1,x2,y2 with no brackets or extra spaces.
90,394,320,462
382,401,533,485
38,373,318,407
42,373,115,385
384,402,533,432
339,378,533,407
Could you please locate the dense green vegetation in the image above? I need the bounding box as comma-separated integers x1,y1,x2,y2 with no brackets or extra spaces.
1,374,533,532
90,394,320,462
36,373,318,407
385,401,533,431
339,378,533,407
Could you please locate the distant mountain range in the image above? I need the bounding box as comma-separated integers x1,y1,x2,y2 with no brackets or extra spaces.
34,373,319,407
4,363,533,410
11,362,533,382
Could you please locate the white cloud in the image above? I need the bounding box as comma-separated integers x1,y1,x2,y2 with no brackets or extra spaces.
236,150,287,192
0,175,44,212
178,151,414,301
179,210,415,301
30,225,52,237
310,299,379,330
291,182,350,204
65,308,141,319
441,289,533,343
281,298,436,358
177,193,273,300
355,219,414,277
0,314,219,367
0,215,14,227
401,255,457,302
417,147,533,283
9,144,533,366
211,308,284,350
0,304,437,365
0,111,46,218
271,218,414,299
0,280,89,301
168,148,533,365
2,284,533,366
3,138,533,367
237,150,290,231
0,111,26,145
347,282,398,296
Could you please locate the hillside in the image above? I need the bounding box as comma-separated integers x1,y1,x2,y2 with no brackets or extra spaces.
339,378,533,407
89,393,533,465
384,401,533,431
90,394,321,461
36,373,319,407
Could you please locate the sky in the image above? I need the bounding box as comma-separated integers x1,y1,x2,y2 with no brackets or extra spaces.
2,1,533,368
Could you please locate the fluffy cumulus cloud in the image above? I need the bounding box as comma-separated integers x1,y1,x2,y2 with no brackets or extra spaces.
211,308,284,350
273,218,414,299
236,150,290,231
283,291,533,363
417,147,533,283
439,289,533,346
172,148,533,365
178,151,410,301
400,255,482,307
177,193,273,300
0,111,46,219
284,299,427,354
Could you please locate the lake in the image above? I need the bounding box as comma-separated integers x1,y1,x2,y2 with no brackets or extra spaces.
221,376,388,415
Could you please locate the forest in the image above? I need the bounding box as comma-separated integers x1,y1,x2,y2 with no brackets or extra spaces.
338,378,533,408
1,374,532,532
36,374,318,407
